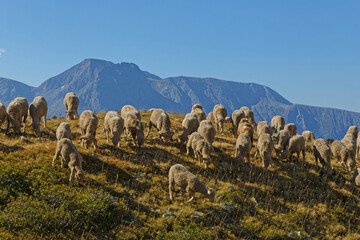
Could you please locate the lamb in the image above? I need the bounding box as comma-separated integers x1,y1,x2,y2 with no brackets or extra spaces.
168,164,215,202
52,138,85,183
237,118,254,143
191,107,206,122
213,104,227,132
6,97,29,134
104,111,124,147
0,102,6,130
79,110,99,150
230,110,245,137
28,96,47,135
271,115,285,133
124,110,145,148
191,104,203,111
186,132,212,168
346,126,358,139
341,134,357,160
56,122,72,141
302,130,316,143
207,111,215,122
179,113,200,143
63,92,79,120
282,135,306,166
146,108,174,142
234,133,252,169
331,140,356,172
274,130,290,160
256,121,272,137
197,120,216,148
313,139,332,176
284,123,297,137
257,133,274,168
353,168,360,187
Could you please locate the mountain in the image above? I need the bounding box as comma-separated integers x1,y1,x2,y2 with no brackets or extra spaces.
0,58,359,140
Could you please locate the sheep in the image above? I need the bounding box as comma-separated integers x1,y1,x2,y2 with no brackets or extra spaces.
124,110,145,148
234,133,252,169
341,134,357,160
243,109,255,125
168,164,215,202
207,111,215,122
79,110,99,150
191,107,206,122
313,139,332,176
191,104,203,111
274,130,290,160
56,122,72,141
237,118,254,143
213,104,227,132
52,138,85,183
284,123,297,137
331,140,356,172
28,96,47,135
186,132,211,168
346,126,358,139
302,130,316,143
240,106,250,112
179,113,200,143
63,92,79,120
230,110,245,137
282,135,306,166
257,133,274,168
104,111,124,147
121,105,141,121
0,102,6,130
6,97,29,134
256,121,272,137
271,115,285,133
353,168,360,187
146,108,174,142
197,120,216,148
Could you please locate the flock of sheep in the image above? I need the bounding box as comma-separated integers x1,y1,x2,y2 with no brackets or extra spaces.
1,92,360,203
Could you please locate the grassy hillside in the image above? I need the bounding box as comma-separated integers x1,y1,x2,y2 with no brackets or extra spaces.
0,111,359,239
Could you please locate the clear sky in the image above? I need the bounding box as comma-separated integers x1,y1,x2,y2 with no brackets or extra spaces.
0,1,359,112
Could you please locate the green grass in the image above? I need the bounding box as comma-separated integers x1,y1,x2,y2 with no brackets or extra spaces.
0,111,359,239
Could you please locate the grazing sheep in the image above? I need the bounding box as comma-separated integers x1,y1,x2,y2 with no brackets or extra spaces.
121,105,141,121
29,96,47,135
79,110,99,150
346,126,358,139
191,104,203,111
56,122,72,141
282,135,306,166
191,107,206,122
271,115,285,132
230,110,245,137
168,164,215,202
341,134,357,160
313,139,332,176
256,121,272,137
104,111,124,147
207,111,215,122
353,168,360,187
63,92,79,120
237,118,254,143
52,138,85,183
234,133,252,169
274,130,290,160
257,133,274,168
0,102,6,130
213,104,227,132
243,109,255,125
331,140,356,172
302,130,315,143
6,97,29,134
179,113,200,143
146,108,174,142
124,111,145,148
284,123,297,137
186,132,211,168
197,120,216,148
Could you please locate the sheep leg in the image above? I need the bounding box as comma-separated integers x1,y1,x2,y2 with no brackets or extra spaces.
169,183,175,201
5,118,10,135
43,115,47,128
106,130,110,143
145,121,153,139
186,142,191,155
22,113,27,133
52,144,61,167
187,190,195,202
235,148,239,158
69,166,75,183
302,150,306,167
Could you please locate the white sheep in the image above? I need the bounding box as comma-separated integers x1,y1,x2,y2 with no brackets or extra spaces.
56,122,72,141
191,104,203,111
271,115,285,132
237,118,254,143
240,106,250,112
124,111,145,148
191,107,206,122
257,133,274,168
197,120,216,148
284,123,297,137
79,110,99,150
313,138,332,176
146,108,174,142
274,129,290,160
234,133,252,169
243,109,255,126
0,102,6,130
179,113,200,143
230,110,245,137
213,104,227,132
63,92,79,120
331,140,356,172
169,164,215,202
52,138,85,183
302,130,316,143
256,121,272,137
29,96,47,135
207,111,215,122
121,105,141,121
6,97,28,134
346,126,358,139
104,111,124,147
341,134,357,160
186,132,212,168
282,135,306,166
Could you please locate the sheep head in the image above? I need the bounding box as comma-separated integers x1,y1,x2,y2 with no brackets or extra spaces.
80,135,95,149
76,170,86,183
160,131,174,142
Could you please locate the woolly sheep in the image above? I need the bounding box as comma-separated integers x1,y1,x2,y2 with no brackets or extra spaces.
237,118,254,143
124,110,145,148
213,104,227,132
271,115,285,132
256,121,272,137
179,113,200,143
63,92,79,120
313,139,332,176
240,106,250,112
104,111,124,147
302,130,315,143
353,168,360,187
121,105,141,121
29,96,47,135
52,138,85,183
79,110,99,150
346,126,358,139
341,134,356,160
257,133,274,168
6,97,28,134
197,120,216,148
207,111,215,122
186,132,211,168
168,164,215,202
146,108,174,142
234,133,252,169
0,102,6,130
331,140,356,172
191,104,203,111
274,130,290,160
282,135,306,166
230,110,245,137
191,107,206,122
243,109,255,125
56,122,72,141
284,123,297,137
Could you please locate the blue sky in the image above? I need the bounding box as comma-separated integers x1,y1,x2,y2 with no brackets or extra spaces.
0,1,359,111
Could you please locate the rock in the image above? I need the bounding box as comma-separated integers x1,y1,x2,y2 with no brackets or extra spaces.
162,213,176,219
219,203,235,212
